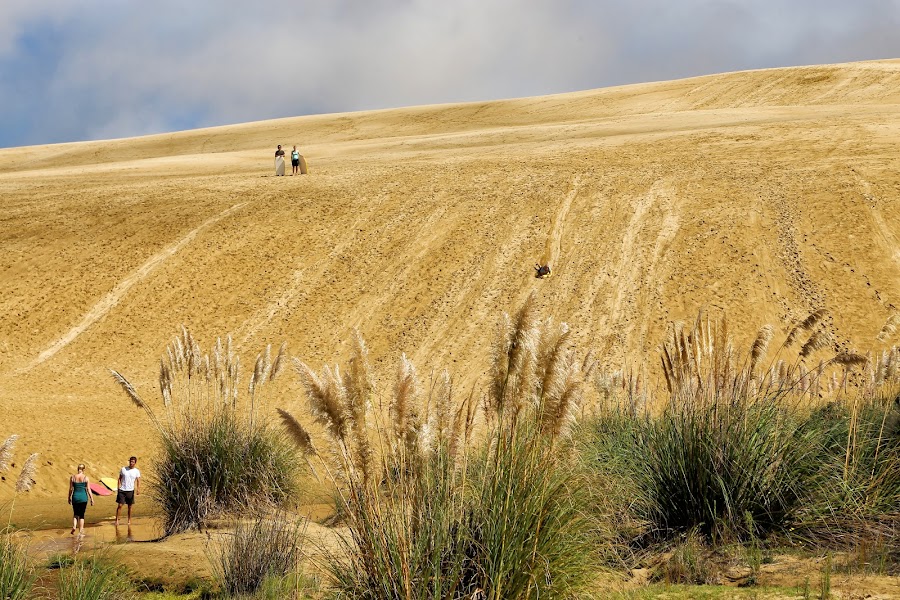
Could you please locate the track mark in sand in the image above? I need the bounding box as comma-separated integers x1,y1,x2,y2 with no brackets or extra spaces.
238,269,305,346
24,203,247,371
541,175,581,269
234,203,387,345
855,173,900,267
604,180,680,350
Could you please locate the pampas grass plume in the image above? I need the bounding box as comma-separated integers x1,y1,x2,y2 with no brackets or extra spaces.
110,369,147,411
15,452,39,493
877,313,900,343
0,434,18,473
270,342,287,381
786,309,826,348
277,408,316,456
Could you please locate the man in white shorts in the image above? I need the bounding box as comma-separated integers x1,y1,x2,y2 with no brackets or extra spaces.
116,456,141,525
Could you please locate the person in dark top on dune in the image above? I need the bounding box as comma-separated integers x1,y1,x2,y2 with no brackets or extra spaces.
68,463,95,536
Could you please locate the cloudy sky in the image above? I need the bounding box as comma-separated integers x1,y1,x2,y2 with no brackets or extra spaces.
1,0,899,148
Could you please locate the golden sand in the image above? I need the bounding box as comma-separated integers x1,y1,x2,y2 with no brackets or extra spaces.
2,59,900,498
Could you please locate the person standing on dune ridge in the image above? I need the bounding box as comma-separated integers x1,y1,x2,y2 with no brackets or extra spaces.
291,145,301,175
275,144,286,176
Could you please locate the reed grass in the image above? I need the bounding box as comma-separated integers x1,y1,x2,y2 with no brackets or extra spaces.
0,534,34,600
286,296,595,599
111,329,301,535
0,435,39,600
585,310,900,551
56,551,134,600
0,435,18,473
208,512,306,598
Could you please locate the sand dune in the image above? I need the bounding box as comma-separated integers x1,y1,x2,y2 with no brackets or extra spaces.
2,59,900,497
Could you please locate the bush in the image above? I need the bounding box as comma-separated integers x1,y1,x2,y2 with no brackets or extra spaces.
155,413,299,536
635,397,814,539
209,512,305,598
584,312,900,551
112,331,302,535
793,395,900,544
466,417,593,599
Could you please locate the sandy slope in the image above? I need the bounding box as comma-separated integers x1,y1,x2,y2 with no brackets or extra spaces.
2,59,900,498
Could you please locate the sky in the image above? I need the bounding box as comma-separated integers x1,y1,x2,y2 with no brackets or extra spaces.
1,0,899,149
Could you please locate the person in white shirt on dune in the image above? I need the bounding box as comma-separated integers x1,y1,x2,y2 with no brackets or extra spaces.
115,456,141,526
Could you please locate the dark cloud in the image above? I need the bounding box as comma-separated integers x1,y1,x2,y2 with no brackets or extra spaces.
1,0,899,147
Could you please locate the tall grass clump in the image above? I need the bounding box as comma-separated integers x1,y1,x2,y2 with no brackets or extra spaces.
209,511,305,598
794,390,900,544
282,297,596,599
585,309,900,554
586,312,834,543
1,435,38,600
0,534,34,600
56,552,134,600
111,329,300,535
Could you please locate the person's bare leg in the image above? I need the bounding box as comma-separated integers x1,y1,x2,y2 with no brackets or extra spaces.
71,517,76,534
115,504,121,526
127,504,133,525
78,518,85,536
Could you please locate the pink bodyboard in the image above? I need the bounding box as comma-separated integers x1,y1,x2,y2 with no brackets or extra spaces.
89,482,112,496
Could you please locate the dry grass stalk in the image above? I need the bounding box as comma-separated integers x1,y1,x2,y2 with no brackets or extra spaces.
276,408,316,457
15,452,39,493
544,366,581,439
110,369,148,411
392,353,421,454
831,352,868,370
749,325,775,376
785,309,827,348
430,369,452,443
214,336,223,377
537,322,572,408
449,388,477,462
0,434,19,473
343,333,375,485
159,358,173,406
250,354,264,397
887,348,899,381
262,344,272,383
344,332,374,417
800,329,831,359
488,294,540,418
270,342,287,381
877,313,900,343
293,359,349,443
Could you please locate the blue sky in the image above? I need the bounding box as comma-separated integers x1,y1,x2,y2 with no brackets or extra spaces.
1,0,899,149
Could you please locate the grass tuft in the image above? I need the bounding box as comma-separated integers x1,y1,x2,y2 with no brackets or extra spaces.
111,329,301,535
209,512,306,598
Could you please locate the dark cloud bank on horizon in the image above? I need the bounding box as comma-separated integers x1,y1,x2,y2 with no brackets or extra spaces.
1,0,899,148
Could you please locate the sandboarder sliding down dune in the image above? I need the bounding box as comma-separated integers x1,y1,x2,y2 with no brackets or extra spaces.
534,264,551,278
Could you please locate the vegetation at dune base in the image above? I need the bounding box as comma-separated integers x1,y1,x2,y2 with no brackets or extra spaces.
55,551,136,600
1,435,40,600
111,330,300,536
0,533,34,600
582,309,900,572
103,300,899,597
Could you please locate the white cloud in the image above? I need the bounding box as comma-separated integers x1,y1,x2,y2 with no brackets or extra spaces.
1,0,899,147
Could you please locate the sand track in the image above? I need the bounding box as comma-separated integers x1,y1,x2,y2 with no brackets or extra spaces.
23,203,247,371
541,175,581,270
